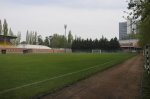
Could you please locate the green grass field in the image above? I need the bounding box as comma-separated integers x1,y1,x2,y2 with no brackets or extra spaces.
0,53,135,99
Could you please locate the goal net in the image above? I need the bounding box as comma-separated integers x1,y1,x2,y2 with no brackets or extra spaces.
92,49,102,54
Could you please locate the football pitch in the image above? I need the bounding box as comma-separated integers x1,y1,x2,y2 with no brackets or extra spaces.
0,53,135,99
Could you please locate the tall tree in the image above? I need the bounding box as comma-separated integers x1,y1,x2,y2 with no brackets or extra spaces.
44,36,50,47
38,35,44,45
29,31,33,44
34,32,38,45
15,32,21,45
3,19,8,36
26,30,29,44
68,30,73,48
128,0,150,46
50,34,67,48
0,20,2,35
9,28,14,36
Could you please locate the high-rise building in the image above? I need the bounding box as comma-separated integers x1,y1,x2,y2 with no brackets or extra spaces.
119,20,137,40
119,22,127,40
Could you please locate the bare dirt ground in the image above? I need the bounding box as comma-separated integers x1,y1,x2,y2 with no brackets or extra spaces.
42,55,144,99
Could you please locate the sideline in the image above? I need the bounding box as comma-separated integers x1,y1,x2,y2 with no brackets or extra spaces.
0,61,114,94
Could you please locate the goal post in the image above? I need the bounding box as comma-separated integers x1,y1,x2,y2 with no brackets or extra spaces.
92,49,102,54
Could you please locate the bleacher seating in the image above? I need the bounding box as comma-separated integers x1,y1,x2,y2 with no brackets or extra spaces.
0,41,15,48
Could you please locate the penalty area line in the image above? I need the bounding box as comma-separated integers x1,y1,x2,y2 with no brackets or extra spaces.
0,61,113,94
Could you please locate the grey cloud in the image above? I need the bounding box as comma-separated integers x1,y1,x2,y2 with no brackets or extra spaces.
1,0,127,10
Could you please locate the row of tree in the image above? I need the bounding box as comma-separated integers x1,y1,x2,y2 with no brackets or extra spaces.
71,37,120,51
21,30,74,48
34,30,73,48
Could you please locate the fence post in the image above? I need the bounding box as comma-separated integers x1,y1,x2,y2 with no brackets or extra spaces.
144,44,150,74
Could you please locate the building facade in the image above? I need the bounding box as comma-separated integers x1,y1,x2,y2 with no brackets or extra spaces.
119,22,127,40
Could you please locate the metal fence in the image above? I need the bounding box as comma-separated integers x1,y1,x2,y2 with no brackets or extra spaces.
144,44,150,74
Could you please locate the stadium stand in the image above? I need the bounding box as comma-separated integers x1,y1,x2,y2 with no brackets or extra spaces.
0,34,65,54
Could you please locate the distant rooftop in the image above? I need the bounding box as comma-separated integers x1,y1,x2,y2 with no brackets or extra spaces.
119,39,139,48
0,35,17,39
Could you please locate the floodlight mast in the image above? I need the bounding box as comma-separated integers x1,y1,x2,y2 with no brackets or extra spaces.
64,24,67,53
64,24,67,38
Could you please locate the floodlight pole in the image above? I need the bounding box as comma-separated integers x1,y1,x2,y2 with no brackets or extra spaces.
49,36,52,47
64,24,67,53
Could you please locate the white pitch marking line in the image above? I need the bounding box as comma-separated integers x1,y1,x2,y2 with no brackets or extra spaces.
0,61,113,94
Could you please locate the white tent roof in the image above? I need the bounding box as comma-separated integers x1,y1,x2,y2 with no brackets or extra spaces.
17,44,51,49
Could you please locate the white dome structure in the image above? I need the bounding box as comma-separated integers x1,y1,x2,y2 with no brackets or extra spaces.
17,44,51,49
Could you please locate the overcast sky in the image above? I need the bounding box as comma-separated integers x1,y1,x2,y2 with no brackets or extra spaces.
0,0,127,41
